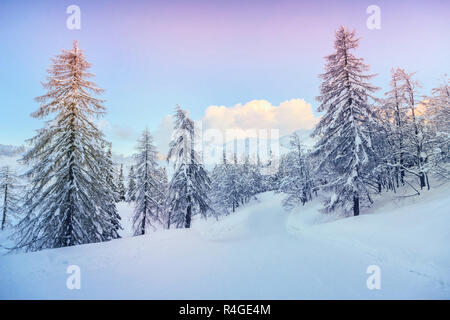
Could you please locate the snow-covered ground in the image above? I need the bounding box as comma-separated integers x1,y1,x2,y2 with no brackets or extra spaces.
0,184,449,299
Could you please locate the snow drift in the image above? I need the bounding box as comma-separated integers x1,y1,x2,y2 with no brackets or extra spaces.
0,185,449,299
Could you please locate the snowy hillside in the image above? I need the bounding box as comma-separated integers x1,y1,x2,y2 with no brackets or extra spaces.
1,185,449,299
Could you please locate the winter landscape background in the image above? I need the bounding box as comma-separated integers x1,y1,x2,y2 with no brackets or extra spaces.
0,0,449,299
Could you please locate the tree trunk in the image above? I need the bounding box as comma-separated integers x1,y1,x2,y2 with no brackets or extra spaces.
419,172,426,189
184,194,192,228
167,211,171,229
64,110,77,247
185,204,192,228
353,195,360,216
395,168,399,188
400,166,405,185
141,202,146,235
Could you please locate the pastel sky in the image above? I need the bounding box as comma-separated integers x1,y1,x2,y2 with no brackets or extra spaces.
1,0,449,155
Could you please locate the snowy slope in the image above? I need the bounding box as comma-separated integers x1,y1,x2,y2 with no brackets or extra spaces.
0,187,449,299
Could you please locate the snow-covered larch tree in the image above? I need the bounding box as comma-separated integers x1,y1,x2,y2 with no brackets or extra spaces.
127,165,137,202
13,41,121,251
423,77,450,179
166,106,213,228
132,129,165,235
105,145,119,202
426,76,450,134
381,68,409,186
154,166,169,226
312,26,379,216
279,133,314,209
0,166,21,230
396,69,430,189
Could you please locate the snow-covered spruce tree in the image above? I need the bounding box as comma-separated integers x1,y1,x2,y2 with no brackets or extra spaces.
312,26,379,216
13,41,121,251
116,163,126,202
99,143,122,239
210,165,229,215
239,155,263,204
166,106,213,228
209,148,261,215
127,165,137,202
209,149,232,215
99,151,122,241
227,152,244,212
132,129,165,235
0,166,21,230
279,133,314,210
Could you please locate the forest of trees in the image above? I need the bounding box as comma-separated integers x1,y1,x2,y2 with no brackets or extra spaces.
2,26,449,252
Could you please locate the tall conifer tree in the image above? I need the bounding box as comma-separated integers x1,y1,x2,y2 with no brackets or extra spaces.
312,27,379,216
13,41,121,251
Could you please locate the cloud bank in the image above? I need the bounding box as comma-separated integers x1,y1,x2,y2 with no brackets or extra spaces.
202,99,318,138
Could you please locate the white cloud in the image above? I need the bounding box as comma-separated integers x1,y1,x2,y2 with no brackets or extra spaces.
202,98,318,139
